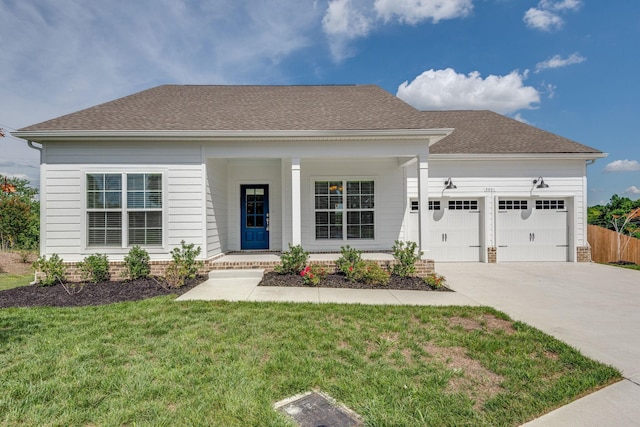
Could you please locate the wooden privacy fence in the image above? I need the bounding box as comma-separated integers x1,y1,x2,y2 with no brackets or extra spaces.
587,224,640,264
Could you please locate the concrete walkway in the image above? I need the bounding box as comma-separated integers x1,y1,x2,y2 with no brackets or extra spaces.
176,269,480,306
177,262,640,426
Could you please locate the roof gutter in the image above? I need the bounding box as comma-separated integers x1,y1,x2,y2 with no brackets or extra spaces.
429,152,609,161
12,128,455,143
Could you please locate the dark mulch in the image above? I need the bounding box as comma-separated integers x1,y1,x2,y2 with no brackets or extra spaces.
259,271,452,292
0,276,206,309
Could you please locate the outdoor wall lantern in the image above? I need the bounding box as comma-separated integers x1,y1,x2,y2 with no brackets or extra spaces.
533,177,549,189
444,177,457,190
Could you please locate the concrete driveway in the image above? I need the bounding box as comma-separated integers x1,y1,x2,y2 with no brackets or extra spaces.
437,262,640,426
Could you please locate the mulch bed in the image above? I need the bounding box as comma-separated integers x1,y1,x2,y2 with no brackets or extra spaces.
259,271,452,292
1,271,452,309
0,276,206,309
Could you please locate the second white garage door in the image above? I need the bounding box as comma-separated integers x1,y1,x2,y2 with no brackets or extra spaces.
496,198,569,261
428,198,482,262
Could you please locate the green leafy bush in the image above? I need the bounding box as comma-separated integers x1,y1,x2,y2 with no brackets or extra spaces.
33,253,66,286
423,273,447,289
275,244,309,275
362,261,390,286
300,264,327,286
391,240,423,277
78,253,110,283
171,240,203,280
123,245,151,280
336,245,366,281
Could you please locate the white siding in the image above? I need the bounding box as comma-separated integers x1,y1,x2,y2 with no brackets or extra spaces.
41,143,205,262
300,158,405,252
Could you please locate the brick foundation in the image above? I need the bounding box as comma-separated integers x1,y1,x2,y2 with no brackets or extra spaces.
56,255,436,281
487,247,497,263
577,246,591,262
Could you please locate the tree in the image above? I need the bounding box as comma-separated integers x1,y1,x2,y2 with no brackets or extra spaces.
0,175,40,251
610,207,640,261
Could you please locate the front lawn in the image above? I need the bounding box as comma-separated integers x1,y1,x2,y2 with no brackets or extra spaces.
0,299,620,426
0,273,33,291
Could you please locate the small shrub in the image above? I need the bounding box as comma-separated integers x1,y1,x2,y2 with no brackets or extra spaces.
424,273,447,289
336,245,366,281
275,244,309,275
171,240,203,280
362,261,390,286
300,264,327,286
391,240,423,278
162,262,186,288
33,253,66,286
78,253,110,283
123,245,151,280
18,249,33,264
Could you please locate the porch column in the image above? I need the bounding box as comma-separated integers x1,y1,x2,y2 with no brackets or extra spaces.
291,158,302,245
417,155,429,258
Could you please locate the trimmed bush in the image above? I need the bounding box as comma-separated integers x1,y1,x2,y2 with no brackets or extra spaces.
336,245,365,282
424,273,447,289
78,253,110,283
275,244,309,275
300,264,327,286
391,240,423,277
170,240,203,280
33,253,66,286
123,246,151,280
362,261,390,286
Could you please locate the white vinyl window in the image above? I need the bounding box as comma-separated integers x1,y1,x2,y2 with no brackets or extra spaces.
314,180,374,240
87,173,163,247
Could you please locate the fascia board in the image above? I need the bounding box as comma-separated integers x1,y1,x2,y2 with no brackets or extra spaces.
429,152,608,161
12,128,454,142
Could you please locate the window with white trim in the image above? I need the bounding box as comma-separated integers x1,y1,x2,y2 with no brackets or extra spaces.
314,180,374,240
87,173,163,247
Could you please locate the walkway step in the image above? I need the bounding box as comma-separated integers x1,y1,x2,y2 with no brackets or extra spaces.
208,269,265,280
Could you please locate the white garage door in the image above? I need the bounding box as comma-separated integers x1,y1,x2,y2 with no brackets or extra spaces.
496,199,569,261
428,199,482,262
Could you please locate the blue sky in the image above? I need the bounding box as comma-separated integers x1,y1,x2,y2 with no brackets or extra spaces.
1,0,638,205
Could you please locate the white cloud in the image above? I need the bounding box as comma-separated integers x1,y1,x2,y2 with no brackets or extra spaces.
322,0,374,60
323,0,473,61
603,160,640,173
0,1,322,127
624,186,640,195
374,0,473,24
396,68,540,114
524,0,581,31
523,8,563,31
535,53,586,73
0,172,30,181
540,0,582,12
514,113,531,124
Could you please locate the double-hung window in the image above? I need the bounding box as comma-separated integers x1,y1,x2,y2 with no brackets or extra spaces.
87,173,163,247
314,180,374,240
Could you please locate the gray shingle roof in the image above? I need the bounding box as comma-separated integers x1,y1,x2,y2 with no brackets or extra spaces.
20,84,427,131
423,110,601,154
19,84,601,155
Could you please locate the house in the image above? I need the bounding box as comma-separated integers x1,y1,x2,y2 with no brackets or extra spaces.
13,84,605,274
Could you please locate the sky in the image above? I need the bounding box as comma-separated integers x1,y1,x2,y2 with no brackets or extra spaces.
0,0,638,205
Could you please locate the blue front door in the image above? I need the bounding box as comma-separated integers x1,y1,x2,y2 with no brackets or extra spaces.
241,185,269,250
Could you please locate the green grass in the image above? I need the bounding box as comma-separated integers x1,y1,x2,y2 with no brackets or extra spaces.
0,273,33,291
0,299,620,426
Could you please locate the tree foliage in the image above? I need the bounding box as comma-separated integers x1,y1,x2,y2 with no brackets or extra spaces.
588,195,640,239
0,175,40,251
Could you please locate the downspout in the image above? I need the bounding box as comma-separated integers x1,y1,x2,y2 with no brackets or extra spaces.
25,140,43,284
